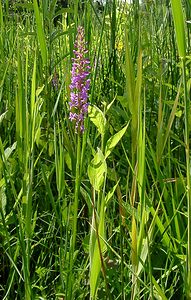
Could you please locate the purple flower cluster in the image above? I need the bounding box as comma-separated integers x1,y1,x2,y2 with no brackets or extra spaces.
69,26,90,133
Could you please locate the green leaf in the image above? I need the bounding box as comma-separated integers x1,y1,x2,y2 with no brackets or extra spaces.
36,85,44,97
4,142,17,160
90,240,101,299
105,180,119,205
0,111,8,124
33,0,47,66
65,150,72,171
0,184,6,218
124,28,135,114
105,123,129,159
90,203,107,299
88,148,107,191
117,95,128,109
88,105,106,136
171,0,186,59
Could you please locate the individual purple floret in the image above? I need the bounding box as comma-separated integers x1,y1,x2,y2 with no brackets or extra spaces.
69,26,90,133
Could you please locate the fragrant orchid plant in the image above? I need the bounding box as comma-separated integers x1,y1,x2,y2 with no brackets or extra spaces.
69,26,90,133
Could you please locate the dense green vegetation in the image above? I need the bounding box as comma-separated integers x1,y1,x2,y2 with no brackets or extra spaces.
1,0,191,299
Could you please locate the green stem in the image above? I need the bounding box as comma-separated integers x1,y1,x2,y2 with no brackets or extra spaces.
68,133,81,299
73,133,81,255
182,58,191,299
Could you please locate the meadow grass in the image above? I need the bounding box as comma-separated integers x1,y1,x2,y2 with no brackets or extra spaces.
0,0,190,299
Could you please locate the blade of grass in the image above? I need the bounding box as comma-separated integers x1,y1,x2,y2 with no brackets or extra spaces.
170,1,191,297
33,0,47,67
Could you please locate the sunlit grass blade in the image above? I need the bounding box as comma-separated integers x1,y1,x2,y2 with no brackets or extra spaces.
171,1,191,297
124,28,135,122
157,82,181,163
33,0,47,67
170,0,186,59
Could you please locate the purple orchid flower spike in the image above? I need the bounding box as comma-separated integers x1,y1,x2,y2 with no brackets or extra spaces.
69,26,90,133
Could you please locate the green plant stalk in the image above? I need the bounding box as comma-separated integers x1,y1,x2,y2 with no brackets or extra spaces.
182,58,191,298
68,133,81,299
120,220,125,300
23,54,37,300
170,6,188,295
92,188,111,300
146,219,154,300
24,162,33,300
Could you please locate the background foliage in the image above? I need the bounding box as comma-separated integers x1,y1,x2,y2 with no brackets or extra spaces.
0,0,191,299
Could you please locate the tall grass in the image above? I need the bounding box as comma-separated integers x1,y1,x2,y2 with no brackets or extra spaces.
0,0,190,299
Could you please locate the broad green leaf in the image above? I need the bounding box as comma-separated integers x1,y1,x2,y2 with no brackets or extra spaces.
90,203,107,299
88,105,106,136
88,148,107,191
105,123,129,158
105,180,119,205
171,0,186,59
90,240,101,299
